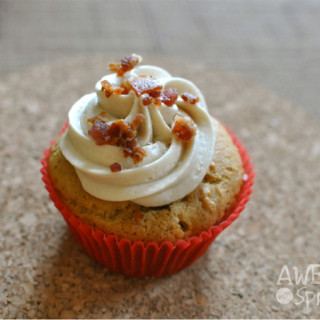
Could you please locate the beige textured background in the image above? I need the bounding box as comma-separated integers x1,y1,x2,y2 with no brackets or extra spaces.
1,0,320,122
1,1,320,319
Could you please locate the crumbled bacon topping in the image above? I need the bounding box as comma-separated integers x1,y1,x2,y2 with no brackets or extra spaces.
120,80,132,94
92,56,200,153
101,74,198,109
142,95,154,106
121,54,141,72
87,111,108,124
142,88,178,107
88,113,146,163
87,119,110,145
101,80,124,98
149,91,161,98
110,162,121,172
160,88,179,107
127,76,163,96
109,54,142,76
172,115,196,141
101,55,199,110
181,92,199,104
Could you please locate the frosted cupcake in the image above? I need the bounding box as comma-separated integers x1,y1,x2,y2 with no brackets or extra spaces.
41,54,254,277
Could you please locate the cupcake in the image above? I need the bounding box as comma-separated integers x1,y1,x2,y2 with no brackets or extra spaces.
41,54,254,277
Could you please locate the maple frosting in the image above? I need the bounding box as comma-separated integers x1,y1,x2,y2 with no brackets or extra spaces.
60,56,215,206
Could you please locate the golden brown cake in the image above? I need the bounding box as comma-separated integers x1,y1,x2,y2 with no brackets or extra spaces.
49,117,243,243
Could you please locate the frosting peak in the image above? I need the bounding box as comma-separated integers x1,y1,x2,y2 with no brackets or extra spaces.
60,55,215,206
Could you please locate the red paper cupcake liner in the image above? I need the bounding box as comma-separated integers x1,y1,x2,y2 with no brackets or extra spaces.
40,123,255,278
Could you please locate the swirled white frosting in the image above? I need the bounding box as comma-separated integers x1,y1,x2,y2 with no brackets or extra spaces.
60,65,215,207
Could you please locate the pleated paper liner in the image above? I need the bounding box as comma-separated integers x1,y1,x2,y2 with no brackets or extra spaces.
40,123,254,278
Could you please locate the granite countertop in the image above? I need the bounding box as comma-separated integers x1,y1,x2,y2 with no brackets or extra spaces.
1,56,320,318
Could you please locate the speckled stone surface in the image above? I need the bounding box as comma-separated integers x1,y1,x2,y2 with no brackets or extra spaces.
1,55,320,319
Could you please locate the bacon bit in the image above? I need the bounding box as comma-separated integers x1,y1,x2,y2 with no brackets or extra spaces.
142,96,161,107
108,63,122,76
114,87,124,95
121,54,142,72
172,114,196,141
88,120,110,145
124,146,146,164
160,88,178,107
101,80,113,97
101,80,124,98
149,91,161,98
130,113,144,130
127,76,163,96
88,114,146,163
181,92,199,104
110,162,121,172
142,88,178,107
109,54,142,76
120,80,132,94
142,96,153,106
87,111,108,124
153,99,162,107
